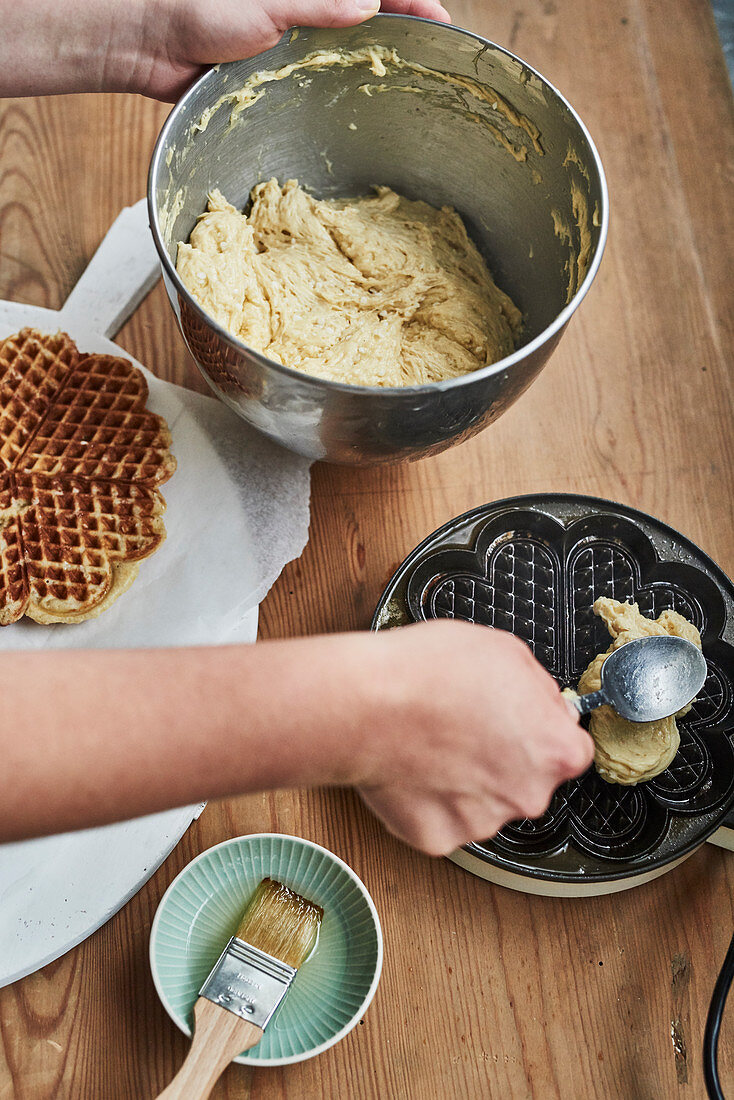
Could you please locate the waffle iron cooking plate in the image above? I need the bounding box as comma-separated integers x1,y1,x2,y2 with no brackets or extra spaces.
372,495,734,896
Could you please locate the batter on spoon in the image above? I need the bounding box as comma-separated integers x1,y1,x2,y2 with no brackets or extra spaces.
567,597,702,785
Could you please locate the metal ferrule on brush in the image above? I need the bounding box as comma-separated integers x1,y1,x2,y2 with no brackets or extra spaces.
199,936,297,1029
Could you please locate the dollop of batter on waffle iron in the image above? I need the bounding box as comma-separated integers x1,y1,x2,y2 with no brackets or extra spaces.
569,597,702,785
0,329,175,624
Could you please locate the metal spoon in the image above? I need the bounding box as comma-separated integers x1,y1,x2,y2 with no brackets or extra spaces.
570,635,708,722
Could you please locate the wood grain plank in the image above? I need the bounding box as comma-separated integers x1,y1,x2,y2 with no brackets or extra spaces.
1,0,733,1097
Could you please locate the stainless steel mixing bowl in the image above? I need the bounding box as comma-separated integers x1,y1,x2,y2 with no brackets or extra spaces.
148,15,608,464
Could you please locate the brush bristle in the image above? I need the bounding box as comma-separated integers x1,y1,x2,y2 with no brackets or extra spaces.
235,878,323,969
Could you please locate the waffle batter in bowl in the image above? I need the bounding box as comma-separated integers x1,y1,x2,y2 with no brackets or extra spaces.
176,180,522,388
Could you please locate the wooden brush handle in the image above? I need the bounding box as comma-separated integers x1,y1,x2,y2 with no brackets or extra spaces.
156,997,263,1099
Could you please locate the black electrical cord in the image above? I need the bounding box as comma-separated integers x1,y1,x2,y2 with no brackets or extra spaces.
704,929,734,1099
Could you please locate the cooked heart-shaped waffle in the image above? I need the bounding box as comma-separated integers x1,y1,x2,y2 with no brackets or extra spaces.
0,328,176,624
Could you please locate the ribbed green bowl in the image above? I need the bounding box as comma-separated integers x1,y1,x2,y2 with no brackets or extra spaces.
149,834,383,1065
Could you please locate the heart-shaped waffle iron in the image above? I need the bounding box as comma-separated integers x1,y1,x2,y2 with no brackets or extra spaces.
373,495,734,890
0,329,175,624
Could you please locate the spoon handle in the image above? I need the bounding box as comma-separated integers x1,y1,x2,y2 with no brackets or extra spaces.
568,689,607,717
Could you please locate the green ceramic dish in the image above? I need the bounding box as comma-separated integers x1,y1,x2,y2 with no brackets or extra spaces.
149,833,383,1065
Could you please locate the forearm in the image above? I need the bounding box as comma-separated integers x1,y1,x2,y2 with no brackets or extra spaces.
0,620,593,855
0,634,381,841
1,0,150,97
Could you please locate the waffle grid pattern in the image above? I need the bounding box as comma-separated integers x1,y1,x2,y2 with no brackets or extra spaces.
0,330,77,468
0,329,174,624
20,353,173,482
432,538,559,673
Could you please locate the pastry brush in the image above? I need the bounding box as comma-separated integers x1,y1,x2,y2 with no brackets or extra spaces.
157,877,322,1099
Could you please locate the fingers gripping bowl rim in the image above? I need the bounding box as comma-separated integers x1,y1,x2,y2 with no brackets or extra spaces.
148,14,609,464
149,834,383,1065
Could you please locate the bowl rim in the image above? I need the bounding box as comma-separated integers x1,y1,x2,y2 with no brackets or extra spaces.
147,13,610,398
149,832,384,1066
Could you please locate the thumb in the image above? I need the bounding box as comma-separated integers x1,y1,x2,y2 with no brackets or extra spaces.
202,1,382,66
267,0,381,33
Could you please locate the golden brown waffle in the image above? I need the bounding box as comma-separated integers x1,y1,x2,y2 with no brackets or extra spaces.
0,329,176,625
0,329,78,468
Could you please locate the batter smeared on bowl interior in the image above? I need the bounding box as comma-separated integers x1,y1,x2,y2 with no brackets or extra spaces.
176,179,522,388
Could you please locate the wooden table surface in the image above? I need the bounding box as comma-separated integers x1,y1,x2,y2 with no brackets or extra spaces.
1,1,732,1096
